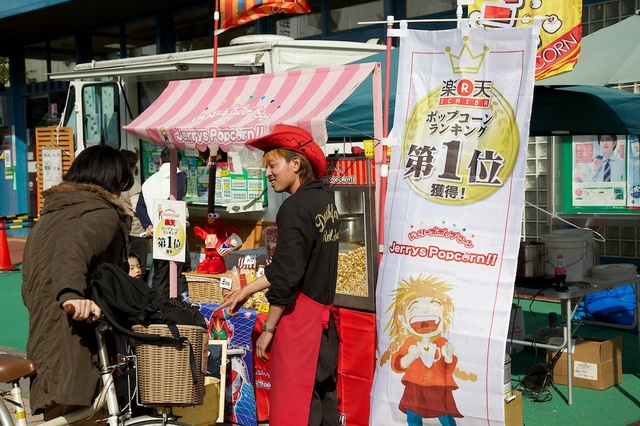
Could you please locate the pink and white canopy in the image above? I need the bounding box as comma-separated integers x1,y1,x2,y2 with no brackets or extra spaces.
123,62,378,152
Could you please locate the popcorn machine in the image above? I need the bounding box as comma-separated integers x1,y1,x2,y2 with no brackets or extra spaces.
323,156,378,312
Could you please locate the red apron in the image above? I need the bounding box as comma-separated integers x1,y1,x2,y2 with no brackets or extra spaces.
269,292,330,426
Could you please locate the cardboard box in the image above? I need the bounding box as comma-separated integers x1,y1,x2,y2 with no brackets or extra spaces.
546,336,623,390
504,390,523,426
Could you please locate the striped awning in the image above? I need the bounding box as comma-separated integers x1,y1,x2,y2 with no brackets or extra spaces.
123,62,377,152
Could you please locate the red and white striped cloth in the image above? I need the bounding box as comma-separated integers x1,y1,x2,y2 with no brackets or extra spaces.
123,63,377,153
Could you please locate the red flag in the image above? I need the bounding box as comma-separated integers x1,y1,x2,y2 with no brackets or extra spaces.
220,0,310,30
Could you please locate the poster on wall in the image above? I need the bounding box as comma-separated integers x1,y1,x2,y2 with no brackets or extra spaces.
42,148,63,190
571,134,627,209
369,23,539,425
141,140,163,180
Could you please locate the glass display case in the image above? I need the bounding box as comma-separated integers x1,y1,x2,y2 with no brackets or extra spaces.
323,156,378,312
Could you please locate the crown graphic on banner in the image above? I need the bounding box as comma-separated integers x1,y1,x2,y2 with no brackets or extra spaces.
446,37,489,75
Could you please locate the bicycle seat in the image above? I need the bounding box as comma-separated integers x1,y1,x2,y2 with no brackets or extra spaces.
0,354,36,383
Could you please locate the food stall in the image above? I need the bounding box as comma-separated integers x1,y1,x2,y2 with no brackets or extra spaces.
122,62,384,426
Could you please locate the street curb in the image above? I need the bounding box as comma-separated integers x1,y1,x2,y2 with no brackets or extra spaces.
0,345,26,358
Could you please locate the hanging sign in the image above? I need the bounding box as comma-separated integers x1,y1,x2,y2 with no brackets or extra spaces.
152,199,187,262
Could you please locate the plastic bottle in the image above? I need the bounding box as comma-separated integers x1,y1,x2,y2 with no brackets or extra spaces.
554,254,568,291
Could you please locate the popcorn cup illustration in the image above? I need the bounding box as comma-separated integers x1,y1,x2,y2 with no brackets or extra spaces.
218,233,243,257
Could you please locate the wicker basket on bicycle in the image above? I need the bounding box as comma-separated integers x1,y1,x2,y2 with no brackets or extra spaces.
132,324,208,406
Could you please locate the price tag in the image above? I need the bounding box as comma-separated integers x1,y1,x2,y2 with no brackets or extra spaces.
219,276,233,290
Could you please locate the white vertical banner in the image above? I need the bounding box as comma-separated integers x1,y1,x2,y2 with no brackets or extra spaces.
371,23,540,425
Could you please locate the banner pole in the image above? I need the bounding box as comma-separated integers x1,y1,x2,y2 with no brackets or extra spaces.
213,0,220,78
377,15,394,263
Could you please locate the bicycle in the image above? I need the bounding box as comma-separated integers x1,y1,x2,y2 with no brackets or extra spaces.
0,306,192,426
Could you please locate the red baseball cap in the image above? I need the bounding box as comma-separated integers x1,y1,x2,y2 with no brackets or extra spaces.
246,124,327,178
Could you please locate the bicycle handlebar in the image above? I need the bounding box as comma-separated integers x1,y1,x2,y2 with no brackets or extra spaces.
63,303,99,322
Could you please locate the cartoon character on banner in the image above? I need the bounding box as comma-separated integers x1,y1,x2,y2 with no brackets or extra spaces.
193,212,242,274
380,275,477,426
208,309,234,340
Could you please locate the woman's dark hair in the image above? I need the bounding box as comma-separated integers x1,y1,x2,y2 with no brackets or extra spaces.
121,149,139,175
64,145,134,194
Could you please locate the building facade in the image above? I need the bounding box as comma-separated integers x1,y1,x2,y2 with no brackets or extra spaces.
0,0,638,261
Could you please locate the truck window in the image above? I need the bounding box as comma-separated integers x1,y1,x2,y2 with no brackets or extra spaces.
82,83,120,149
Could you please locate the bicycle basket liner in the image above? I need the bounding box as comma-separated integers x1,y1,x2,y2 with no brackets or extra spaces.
133,324,208,406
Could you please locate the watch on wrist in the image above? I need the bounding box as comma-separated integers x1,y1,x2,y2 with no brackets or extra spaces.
262,321,276,333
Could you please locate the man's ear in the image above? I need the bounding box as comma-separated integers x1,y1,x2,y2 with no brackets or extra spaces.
292,155,301,172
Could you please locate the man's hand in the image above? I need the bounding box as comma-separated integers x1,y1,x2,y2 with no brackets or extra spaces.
214,287,250,317
255,331,273,362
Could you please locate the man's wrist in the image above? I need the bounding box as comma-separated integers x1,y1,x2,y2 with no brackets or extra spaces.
262,321,276,333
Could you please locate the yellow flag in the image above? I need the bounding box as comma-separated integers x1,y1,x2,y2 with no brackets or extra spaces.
467,0,582,80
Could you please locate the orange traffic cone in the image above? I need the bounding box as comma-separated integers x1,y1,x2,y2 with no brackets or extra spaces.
0,220,18,272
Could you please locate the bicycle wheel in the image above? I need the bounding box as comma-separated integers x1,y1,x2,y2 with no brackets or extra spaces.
0,400,14,426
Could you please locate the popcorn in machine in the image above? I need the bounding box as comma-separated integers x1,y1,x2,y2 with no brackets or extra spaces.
323,156,378,312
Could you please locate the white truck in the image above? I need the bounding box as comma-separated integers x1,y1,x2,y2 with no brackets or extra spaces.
49,35,384,235
50,35,385,155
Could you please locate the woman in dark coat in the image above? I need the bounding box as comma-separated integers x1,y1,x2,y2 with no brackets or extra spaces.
22,145,134,420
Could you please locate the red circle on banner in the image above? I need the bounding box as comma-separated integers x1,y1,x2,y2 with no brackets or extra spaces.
456,79,474,96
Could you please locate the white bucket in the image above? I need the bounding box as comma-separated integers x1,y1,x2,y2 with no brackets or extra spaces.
542,234,586,281
551,228,596,277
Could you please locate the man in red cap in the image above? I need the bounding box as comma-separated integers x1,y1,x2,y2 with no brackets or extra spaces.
217,123,340,426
